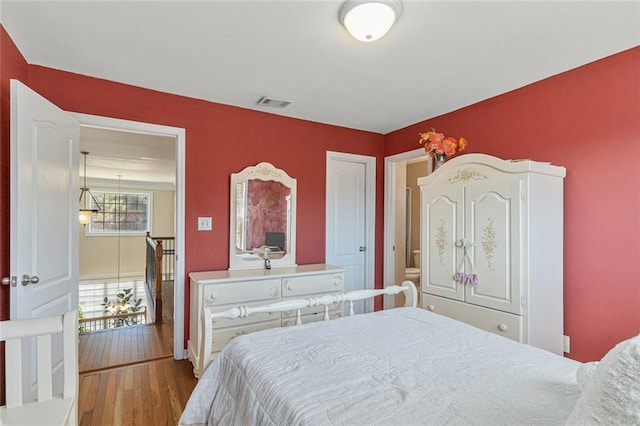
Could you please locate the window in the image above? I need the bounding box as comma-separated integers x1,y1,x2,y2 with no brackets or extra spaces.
87,191,152,235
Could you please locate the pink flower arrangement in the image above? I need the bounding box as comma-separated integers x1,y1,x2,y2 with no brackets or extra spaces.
418,129,468,159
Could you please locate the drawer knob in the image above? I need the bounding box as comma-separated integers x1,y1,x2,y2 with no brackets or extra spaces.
427,305,435,311
271,287,278,297
283,279,294,291
333,276,342,286
498,324,508,332
204,294,216,306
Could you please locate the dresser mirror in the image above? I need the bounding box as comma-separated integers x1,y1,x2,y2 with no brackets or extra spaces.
229,162,297,270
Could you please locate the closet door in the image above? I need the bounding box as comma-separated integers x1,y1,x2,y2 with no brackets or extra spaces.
464,179,522,314
421,184,464,301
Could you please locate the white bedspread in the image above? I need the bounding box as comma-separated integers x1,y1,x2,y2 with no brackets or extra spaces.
180,307,581,425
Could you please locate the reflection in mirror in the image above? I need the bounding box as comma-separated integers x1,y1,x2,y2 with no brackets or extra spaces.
235,180,290,253
229,162,297,270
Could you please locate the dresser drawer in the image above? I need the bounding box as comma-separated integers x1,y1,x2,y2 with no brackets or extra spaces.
281,291,343,318
282,310,343,327
282,273,344,297
203,279,280,307
210,304,280,328
422,294,523,342
210,320,280,352
281,303,343,319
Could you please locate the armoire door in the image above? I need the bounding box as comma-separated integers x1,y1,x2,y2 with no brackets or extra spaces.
421,184,464,301
464,179,522,314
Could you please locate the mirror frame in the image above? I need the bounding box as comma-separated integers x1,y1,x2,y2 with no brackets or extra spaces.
228,162,297,270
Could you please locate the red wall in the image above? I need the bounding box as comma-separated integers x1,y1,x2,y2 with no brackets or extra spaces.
386,46,640,362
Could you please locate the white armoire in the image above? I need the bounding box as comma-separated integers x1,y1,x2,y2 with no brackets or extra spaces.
418,154,566,355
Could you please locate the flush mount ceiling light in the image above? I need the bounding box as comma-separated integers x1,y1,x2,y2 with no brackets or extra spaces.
339,0,402,42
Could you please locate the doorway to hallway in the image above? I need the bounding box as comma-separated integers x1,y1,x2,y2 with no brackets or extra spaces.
73,112,186,359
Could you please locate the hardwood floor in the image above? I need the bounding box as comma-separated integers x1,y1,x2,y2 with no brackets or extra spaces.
79,279,175,373
79,358,197,426
79,324,173,373
78,280,198,424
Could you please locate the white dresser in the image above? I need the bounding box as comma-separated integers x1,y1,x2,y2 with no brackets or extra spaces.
418,154,566,354
188,264,345,377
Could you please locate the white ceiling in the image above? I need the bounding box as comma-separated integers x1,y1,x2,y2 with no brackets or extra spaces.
1,1,638,182
79,126,176,186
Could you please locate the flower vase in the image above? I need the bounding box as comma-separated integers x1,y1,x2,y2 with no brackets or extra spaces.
434,153,446,170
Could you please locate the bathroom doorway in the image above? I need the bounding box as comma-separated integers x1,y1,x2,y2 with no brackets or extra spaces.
383,149,430,308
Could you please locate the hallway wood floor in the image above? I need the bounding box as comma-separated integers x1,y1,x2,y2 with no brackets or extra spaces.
79,279,175,373
79,323,173,373
78,280,197,424
79,357,197,425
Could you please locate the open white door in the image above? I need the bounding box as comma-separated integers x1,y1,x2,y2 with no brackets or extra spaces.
9,80,79,399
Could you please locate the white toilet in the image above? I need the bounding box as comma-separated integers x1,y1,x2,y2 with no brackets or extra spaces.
405,249,421,285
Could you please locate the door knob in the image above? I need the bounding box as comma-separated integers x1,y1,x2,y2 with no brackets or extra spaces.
1,276,17,287
21,274,40,286
359,246,366,252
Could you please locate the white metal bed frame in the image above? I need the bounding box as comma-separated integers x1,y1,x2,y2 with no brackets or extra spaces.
199,281,418,375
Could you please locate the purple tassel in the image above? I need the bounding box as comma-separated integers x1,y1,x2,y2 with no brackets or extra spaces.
453,272,479,288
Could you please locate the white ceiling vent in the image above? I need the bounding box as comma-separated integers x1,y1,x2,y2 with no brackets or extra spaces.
257,96,292,108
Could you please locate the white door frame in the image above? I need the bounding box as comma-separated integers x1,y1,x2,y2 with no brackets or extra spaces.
383,148,430,309
72,112,187,360
325,151,376,311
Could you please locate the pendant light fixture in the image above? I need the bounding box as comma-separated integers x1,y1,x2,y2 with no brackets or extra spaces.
79,151,99,226
339,0,402,42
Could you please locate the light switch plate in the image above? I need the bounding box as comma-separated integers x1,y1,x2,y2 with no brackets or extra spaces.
198,216,212,231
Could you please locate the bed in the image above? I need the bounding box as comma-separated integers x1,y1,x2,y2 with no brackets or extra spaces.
180,284,640,425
